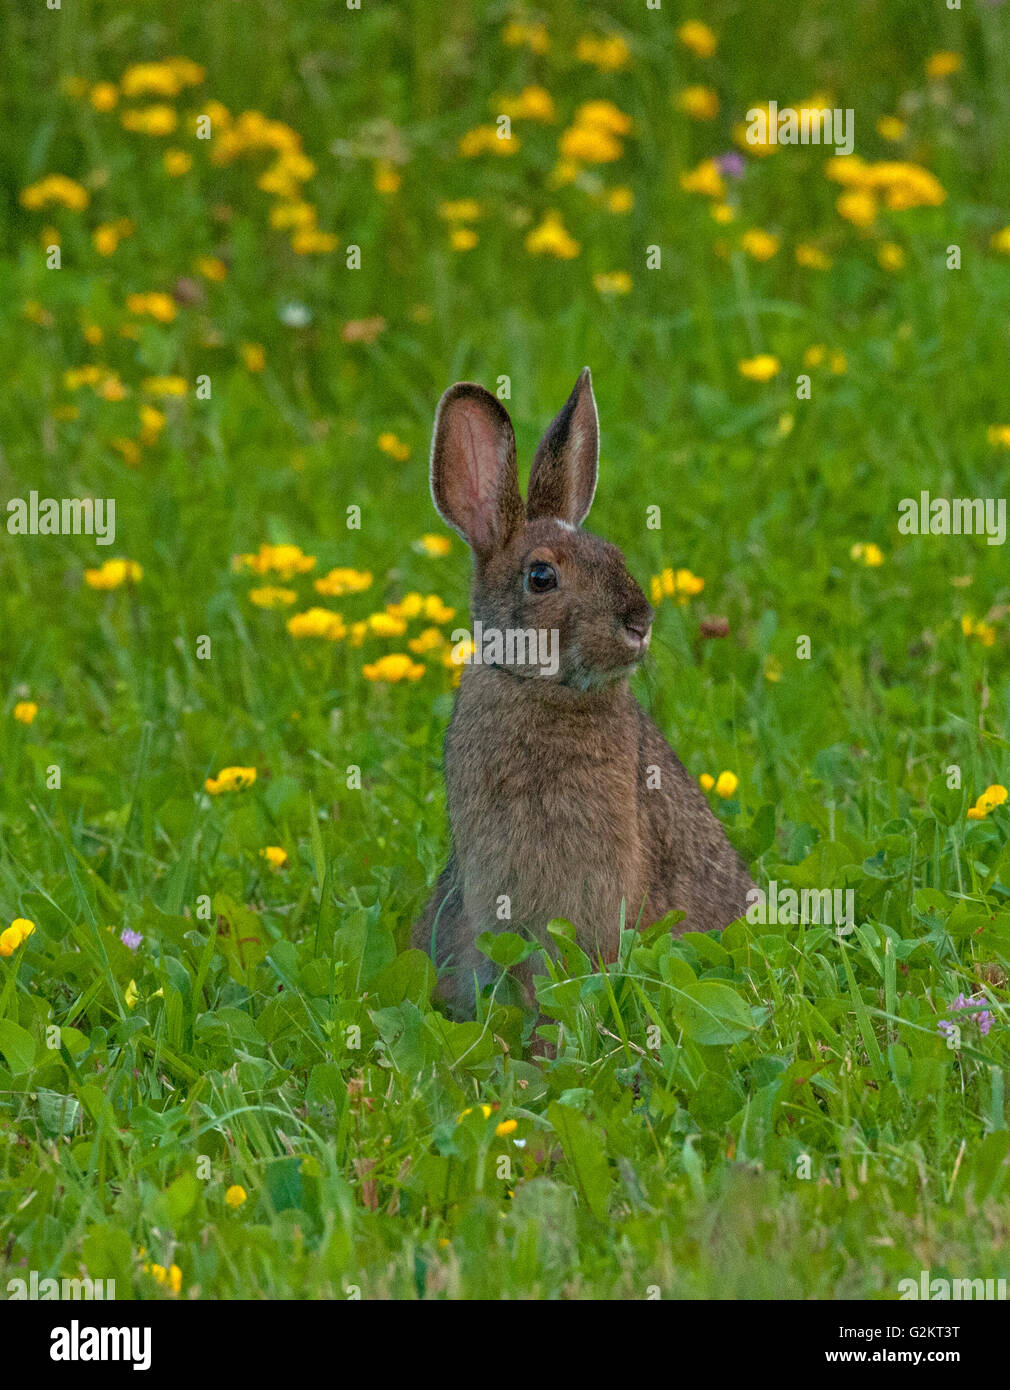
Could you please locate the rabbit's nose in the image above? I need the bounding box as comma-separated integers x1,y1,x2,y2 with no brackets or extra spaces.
622,616,652,652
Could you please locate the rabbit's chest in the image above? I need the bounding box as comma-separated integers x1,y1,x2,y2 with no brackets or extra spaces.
447,689,647,942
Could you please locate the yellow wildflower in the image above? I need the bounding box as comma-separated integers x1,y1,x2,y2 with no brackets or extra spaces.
377,432,410,461
450,227,478,251
676,86,719,121
699,773,715,792
126,292,177,323
20,174,89,211
225,1185,248,1208
374,161,401,193
13,701,38,725
594,271,633,296
575,34,630,72
408,627,447,655
163,149,192,176
314,568,372,597
738,355,781,382
286,608,346,640
142,376,188,397
876,116,906,141
415,534,451,557
605,186,634,213
680,158,725,199
525,211,580,259
926,52,962,81
502,20,550,53
89,82,119,111
205,766,257,794
837,189,877,227
235,543,316,579
249,586,298,608
84,558,143,589
715,771,739,799
240,342,266,372
497,86,556,123
362,653,426,683
795,243,833,270
677,21,717,58
120,104,178,136
741,229,779,261
438,199,481,223
368,613,408,637
850,542,884,567
260,846,288,869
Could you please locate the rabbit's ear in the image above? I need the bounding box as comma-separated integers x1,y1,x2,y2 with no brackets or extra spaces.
430,384,524,557
526,367,599,526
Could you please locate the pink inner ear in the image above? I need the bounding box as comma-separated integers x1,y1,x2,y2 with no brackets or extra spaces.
444,399,507,551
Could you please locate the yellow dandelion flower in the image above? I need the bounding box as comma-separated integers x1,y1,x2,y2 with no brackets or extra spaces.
593,271,633,296
205,766,257,795
677,20,717,58
90,82,119,111
13,701,38,725
415,534,451,557
575,34,630,72
876,116,906,141
377,432,410,461
314,568,372,597
680,158,725,200
525,211,580,259
225,1184,247,1208
676,86,719,121
714,771,739,798
926,52,962,81
795,243,833,270
240,342,266,372
142,376,188,397
850,542,884,567
260,846,288,868
20,174,89,211
738,355,781,382
368,612,408,637
408,627,447,655
699,773,715,791
235,543,316,578
374,161,401,193
249,586,298,608
286,608,346,640
837,189,877,227
120,104,178,136
362,653,426,683
605,186,634,213
741,228,779,261
84,558,143,590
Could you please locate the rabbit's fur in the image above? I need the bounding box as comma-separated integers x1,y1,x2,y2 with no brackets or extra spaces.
414,369,755,1015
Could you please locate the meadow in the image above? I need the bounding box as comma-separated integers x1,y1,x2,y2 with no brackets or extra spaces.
1,0,1009,1300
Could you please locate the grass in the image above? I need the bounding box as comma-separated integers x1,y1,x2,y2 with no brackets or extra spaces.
1,0,1009,1300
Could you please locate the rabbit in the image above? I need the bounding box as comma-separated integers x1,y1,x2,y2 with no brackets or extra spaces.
413,367,756,1017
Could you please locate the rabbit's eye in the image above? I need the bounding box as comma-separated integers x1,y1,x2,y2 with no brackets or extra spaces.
526,561,558,594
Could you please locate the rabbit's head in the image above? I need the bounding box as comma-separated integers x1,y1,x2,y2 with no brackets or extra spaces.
430,368,654,690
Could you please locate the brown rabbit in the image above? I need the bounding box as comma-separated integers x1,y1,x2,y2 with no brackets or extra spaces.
413,368,755,1016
